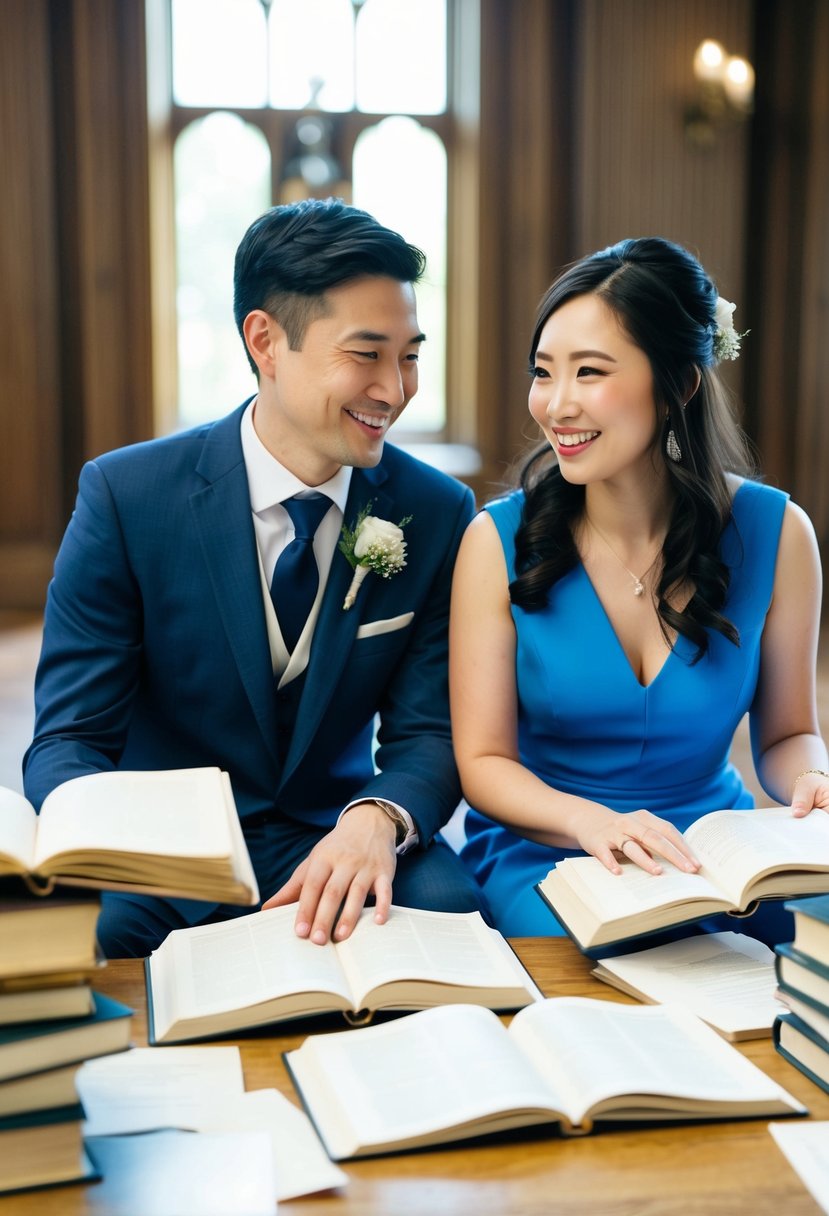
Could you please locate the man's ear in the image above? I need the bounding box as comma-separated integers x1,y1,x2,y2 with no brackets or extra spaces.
242,310,284,379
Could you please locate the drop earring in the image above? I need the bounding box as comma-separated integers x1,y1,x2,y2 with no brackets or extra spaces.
666,428,682,463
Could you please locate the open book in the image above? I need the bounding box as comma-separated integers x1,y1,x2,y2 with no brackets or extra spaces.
537,806,829,952
145,905,542,1044
284,997,804,1159
591,931,783,1040
0,769,258,905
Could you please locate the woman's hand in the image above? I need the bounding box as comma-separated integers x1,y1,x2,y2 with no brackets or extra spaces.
791,769,829,817
574,807,701,877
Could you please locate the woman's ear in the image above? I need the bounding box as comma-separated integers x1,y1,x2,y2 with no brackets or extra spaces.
242,310,283,380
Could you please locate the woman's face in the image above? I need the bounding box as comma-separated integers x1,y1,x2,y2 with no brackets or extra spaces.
528,293,661,488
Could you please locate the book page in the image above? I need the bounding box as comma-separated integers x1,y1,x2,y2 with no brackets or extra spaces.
194,1089,348,1200
686,807,829,906
556,852,726,920
78,1047,246,1134
217,772,258,900
508,997,797,1125
769,1122,829,1214
33,768,233,867
288,1004,563,1156
149,906,352,1037
0,785,37,871
335,906,539,1005
593,931,783,1038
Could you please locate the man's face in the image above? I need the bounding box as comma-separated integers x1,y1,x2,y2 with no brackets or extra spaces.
255,276,424,486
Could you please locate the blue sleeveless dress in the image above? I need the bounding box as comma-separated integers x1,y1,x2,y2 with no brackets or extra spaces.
460,479,789,935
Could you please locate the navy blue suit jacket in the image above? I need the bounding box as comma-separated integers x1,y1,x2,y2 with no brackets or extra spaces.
24,403,475,856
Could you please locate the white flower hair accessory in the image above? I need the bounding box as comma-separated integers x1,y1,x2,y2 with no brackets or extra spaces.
713,296,748,362
339,502,412,610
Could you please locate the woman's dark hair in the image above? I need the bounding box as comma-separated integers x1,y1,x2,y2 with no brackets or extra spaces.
512,236,755,660
233,197,426,374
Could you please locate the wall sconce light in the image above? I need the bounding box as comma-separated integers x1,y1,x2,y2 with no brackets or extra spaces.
685,39,755,149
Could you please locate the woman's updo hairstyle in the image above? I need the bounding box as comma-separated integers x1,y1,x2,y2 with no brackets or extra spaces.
531,237,717,413
514,237,755,659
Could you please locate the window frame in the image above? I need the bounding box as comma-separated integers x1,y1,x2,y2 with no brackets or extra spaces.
155,0,480,467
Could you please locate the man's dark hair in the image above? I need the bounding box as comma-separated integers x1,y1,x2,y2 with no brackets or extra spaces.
233,197,426,372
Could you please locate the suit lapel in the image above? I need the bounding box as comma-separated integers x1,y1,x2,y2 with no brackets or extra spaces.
280,465,393,786
189,405,281,768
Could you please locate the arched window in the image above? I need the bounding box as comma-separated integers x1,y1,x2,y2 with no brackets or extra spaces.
168,0,457,445
353,118,447,433
174,114,270,427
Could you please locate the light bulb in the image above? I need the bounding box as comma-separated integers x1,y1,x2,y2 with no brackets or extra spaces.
723,56,755,109
693,39,726,83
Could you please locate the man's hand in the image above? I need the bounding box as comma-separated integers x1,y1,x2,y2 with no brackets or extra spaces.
261,801,398,944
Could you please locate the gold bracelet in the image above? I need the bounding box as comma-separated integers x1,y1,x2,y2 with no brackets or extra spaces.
794,768,829,784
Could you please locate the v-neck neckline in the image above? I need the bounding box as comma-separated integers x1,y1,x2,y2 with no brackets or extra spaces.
575,562,685,690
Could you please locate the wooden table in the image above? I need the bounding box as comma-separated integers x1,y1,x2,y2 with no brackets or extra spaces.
2,938,827,1215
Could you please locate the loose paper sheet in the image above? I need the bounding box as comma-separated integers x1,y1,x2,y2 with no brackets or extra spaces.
593,931,784,1037
84,1130,275,1216
770,1121,829,1214
78,1046,346,1200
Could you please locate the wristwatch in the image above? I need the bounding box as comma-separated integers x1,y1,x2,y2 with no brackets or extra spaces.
371,797,415,856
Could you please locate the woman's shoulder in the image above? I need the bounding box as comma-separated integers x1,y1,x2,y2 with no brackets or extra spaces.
471,490,525,572
728,474,789,518
482,489,525,527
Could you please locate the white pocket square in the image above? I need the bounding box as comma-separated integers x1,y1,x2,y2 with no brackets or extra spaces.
356,612,415,639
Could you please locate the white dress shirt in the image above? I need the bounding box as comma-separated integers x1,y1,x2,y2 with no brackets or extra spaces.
241,400,351,686
240,401,417,852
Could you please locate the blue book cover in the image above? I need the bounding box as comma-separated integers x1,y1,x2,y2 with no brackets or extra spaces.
775,943,829,1025
784,895,829,966
775,1009,829,1096
785,894,829,924
0,992,132,1082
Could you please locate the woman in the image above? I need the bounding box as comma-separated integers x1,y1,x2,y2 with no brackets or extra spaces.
450,237,828,937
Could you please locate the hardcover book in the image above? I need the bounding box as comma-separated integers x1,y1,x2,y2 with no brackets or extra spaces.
0,887,100,980
285,997,805,1159
775,942,829,1014
0,769,258,905
0,992,132,1082
786,894,829,963
0,1104,99,1195
537,806,829,953
775,1010,829,1095
145,904,542,1044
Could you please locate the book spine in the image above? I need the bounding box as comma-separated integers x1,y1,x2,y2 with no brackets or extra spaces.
774,1013,828,1099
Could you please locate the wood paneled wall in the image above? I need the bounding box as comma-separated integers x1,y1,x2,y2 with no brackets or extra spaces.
744,0,829,541
1,0,827,608
474,0,754,493
0,2,63,607
0,0,153,609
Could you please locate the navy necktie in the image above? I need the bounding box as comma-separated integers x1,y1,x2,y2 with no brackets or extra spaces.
270,495,330,654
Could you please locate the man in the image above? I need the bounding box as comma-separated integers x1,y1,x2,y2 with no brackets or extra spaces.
24,198,484,956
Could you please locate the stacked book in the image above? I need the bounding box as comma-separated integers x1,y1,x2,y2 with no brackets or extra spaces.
0,886,132,1195
774,894,829,1092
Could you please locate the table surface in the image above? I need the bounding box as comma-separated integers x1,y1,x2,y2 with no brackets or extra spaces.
2,937,827,1215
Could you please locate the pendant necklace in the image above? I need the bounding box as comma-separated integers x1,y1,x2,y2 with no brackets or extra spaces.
585,515,661,598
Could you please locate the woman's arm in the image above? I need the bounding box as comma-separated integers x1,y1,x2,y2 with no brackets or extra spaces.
449,512,698,876
750,499,829,812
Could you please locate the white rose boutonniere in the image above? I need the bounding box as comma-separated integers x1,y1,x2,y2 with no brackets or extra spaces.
713,296,748,362
339,503,413,610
